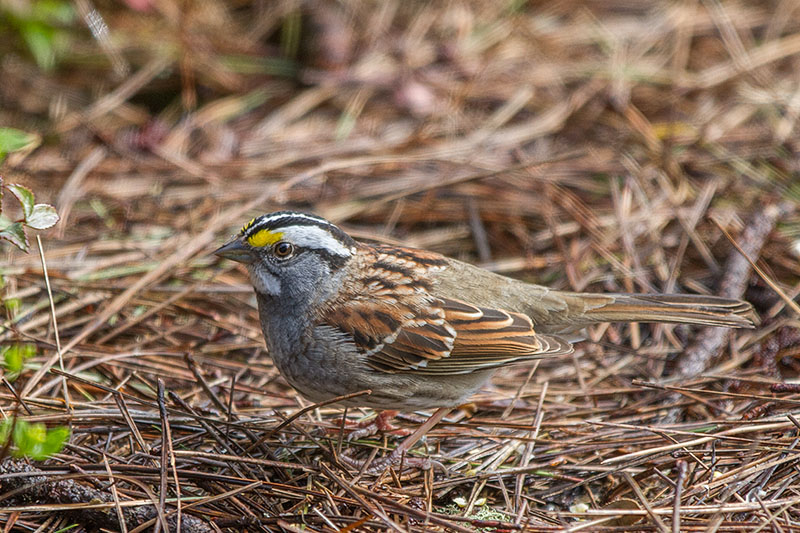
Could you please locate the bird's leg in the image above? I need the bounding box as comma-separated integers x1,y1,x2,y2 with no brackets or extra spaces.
340,407,451,473
386,407,450,462
346,410,411,440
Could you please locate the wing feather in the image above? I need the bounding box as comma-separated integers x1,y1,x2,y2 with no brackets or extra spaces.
318,245,573,376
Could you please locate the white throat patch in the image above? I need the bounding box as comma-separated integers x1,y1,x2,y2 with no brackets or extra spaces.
248,264,281,296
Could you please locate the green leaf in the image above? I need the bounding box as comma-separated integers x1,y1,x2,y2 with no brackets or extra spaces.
3,345,25,377
3,344,36,380
26,204,59,230
32,0,76,25
0,128,38,156
0,418,69,460
20,21,56,71
11,420,69,460
52,525,80,533
0,222,29,252
0,419,11,444
7,183,35,219
11,419,33,457
4,298,21,316
42,426,70,455
19,344,36,359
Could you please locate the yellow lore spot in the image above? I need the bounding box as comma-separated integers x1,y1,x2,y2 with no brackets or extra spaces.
247,229,283,248
240,217,257,234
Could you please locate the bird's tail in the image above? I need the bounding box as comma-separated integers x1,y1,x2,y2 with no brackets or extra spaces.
553,293,758,329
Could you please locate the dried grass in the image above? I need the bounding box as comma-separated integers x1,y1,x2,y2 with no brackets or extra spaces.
1,0,799,530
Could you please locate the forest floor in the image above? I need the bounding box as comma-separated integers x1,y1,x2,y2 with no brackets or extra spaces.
1,1,800,531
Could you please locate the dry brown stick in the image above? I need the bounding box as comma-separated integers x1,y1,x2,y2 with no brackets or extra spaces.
35,236,70,412
671,201,793,384
624,472,669,533
672,460,687,533
166,392,251,480
346,481,484,533
247,389,373,451
184,353,229,414
0,459,212,532
103,454,128,533
154,380,171,533
2,379,32,416
319,463,406,533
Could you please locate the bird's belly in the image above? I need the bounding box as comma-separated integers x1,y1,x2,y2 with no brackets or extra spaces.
283,369,492,410
268,334,492,410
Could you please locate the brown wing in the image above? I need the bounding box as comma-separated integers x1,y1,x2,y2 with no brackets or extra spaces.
318,244,455,362
366,298,573,374
323,294,573,375
319,245,572,375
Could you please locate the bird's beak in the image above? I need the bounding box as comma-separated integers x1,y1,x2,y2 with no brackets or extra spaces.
213,239,254,264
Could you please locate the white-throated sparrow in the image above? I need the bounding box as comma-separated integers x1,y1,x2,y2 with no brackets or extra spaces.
214,211,756,411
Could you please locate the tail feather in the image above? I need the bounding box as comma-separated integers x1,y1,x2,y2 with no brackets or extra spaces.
558,293,758,329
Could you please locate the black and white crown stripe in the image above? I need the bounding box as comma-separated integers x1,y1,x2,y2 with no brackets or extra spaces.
242,211,357,257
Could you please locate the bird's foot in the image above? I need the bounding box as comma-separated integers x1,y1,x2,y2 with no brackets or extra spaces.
340,407,452,474
346,410,411,441
340,449,444,474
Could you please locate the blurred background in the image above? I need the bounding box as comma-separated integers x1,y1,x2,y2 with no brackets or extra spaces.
1,0,799,530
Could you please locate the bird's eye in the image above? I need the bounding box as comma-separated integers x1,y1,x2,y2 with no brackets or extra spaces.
273,241,294,258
